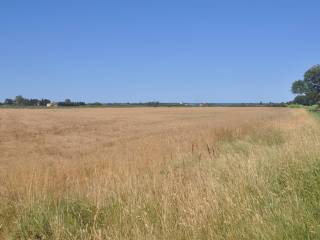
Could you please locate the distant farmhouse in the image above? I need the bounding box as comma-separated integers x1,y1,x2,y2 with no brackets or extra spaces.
46,102,57,108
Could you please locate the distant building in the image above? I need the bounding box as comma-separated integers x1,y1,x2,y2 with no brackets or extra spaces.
46,102,57,108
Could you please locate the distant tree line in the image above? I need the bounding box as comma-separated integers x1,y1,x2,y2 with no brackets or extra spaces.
291,64,320,105
0,96,86,107
0,96,288,108
57,99,86,107
2,95,51,106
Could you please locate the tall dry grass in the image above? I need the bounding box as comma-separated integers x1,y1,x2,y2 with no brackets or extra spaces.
0,107,319,239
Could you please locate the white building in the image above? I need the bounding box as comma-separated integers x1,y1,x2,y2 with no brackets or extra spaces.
46,102,57,107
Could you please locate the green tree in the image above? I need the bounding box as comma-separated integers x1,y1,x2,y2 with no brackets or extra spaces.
4,98,14,105
291,80,309,94
15,95,25,105
291,65,320,105
304,64,320,90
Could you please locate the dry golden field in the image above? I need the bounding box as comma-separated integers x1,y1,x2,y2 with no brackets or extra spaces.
0,107,320,239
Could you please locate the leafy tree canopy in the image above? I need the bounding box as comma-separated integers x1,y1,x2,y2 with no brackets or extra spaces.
291,80,309,94
291,65,320,105
304,64,320,91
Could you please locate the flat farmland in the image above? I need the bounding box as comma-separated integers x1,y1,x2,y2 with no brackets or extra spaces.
0,107,295,167
0,107,319,239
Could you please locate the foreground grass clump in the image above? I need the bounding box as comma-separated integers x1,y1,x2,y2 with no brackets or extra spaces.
0,109,320,239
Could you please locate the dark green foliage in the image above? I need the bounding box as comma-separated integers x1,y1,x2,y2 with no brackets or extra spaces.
146,101,160,107
293,94,319,106
292,65,320,105
57,99,86,107
39,99,51,106
4,98,14,105
291,80,310,94
304,64,320,91
2,96,51,107
15,95,25,105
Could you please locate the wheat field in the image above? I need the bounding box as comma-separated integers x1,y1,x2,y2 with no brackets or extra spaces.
0,107,319,239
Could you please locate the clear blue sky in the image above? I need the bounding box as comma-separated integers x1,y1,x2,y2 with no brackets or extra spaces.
1,0,319,103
